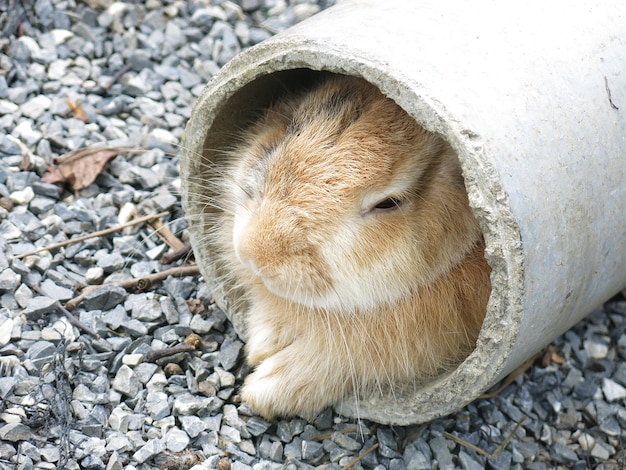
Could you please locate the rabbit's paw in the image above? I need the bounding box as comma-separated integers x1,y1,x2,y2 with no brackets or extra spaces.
241,351,339,420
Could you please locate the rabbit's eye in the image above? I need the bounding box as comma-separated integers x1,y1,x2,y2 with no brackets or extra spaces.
373,197,402,211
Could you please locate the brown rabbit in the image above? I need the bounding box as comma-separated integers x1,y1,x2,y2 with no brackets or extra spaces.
213,75,491,419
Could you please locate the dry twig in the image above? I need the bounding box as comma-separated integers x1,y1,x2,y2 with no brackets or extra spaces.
14,211,170,259
444,416,527,459
145,343,197,363
147,217,186,252
30,284,100,338
64,264,200,311
341,443,379,470
160,242,193,265
102,63,132,91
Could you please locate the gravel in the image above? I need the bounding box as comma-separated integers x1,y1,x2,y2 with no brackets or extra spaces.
1,0,626,469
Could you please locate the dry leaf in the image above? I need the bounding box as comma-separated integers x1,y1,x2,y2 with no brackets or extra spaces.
41,165,66,185
550,352,566,364
42,147,129,190
187,298,205,316
65,96,89,123
541,344,565,367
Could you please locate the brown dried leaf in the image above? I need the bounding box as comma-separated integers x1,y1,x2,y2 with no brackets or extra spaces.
41,165,67,185
42,147,124,190
65,96,89,123
541,344,565,367
550,352,566,364
187,298,205,316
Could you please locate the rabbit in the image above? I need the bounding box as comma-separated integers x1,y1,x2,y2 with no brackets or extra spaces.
212,74,492,420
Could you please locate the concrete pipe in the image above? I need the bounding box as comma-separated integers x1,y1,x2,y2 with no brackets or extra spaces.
181,0,626,424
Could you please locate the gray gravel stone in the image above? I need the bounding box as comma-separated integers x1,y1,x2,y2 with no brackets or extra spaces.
591,440,613,460
143,127,179,153
112,364,142,397
551,442,579,464
145,391,170,420
0,376,17,398
0,268,21,292
331,431,361,452
284,437,303,460
39,278,73,300
83,285,127,311
20,94,51,119
23,295,58,319
130,294,162,321
132,437,164,464
458,450,484,470
180,415,207,438
164,427,190,452
487,450,512,470
403,440,431,470
173,392,222,416
97,252,126,272
0,423,33,442
121,319,150,339
302,439,325,462
429,435,453,468
602,377,626,401
377,427,399,458
259,435,284,461
102,305,129,329
219,336,243,370
133,362,158,383
247,416,272,437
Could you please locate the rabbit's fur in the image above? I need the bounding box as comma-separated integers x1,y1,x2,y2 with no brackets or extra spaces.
214,75,491,419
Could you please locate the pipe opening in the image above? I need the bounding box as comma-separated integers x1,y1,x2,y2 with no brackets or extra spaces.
196,68,492,387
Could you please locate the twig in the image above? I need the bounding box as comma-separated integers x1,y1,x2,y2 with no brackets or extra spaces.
147,217,186,252
445,416,527,459
29,284,100,338
114,264,200,291
57,301,101,338
64,264,200,311
146,334,201,362
14,211,170,259
145,343,196,362
341,443,379,470
102,63,132,91
160,242,193,265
